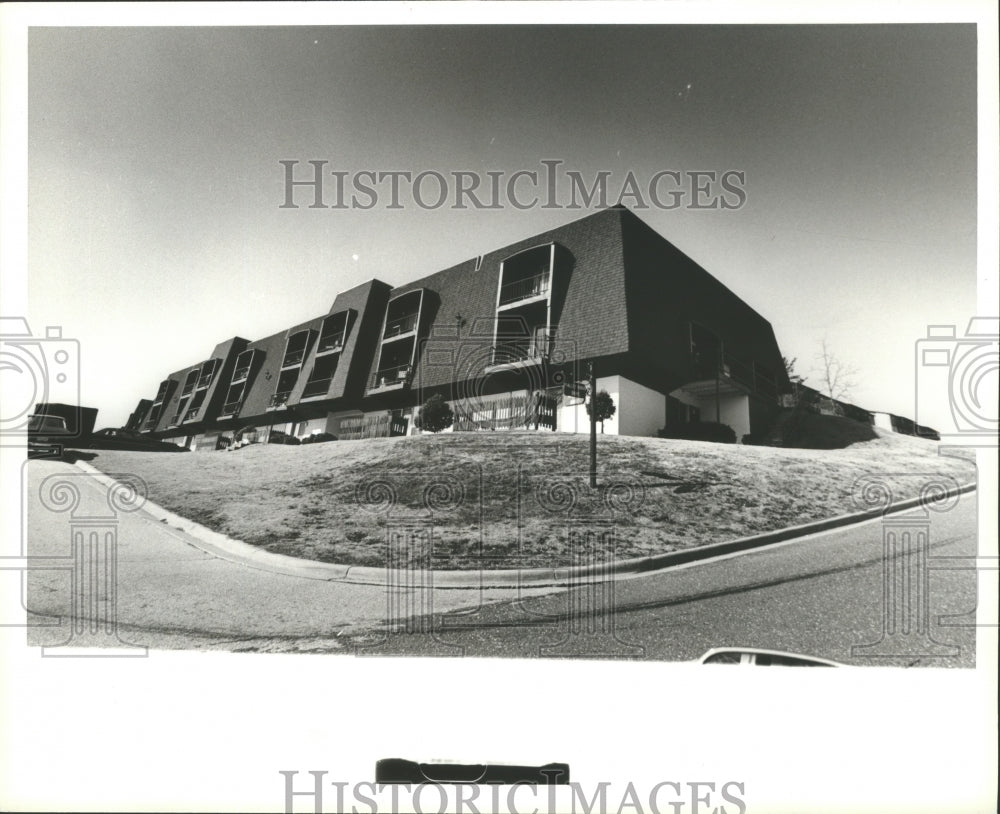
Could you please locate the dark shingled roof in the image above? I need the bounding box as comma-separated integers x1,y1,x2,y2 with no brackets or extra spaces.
138,206,789,431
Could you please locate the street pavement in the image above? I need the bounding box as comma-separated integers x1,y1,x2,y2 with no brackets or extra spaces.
21,459,981,664
376,489,980,665
22,460,557,653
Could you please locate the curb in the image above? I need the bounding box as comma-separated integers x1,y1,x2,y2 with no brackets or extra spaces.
74,461,977,588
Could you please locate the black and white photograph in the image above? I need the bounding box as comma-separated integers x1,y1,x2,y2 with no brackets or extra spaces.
1,2,997,813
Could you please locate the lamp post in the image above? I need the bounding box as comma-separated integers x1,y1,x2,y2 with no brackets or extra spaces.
589,361,597,488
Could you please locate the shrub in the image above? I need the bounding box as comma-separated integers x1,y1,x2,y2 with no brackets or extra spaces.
585,390,617,433
301,432,337,444
267,430,301,445
658,421,737,444
415,394,454,433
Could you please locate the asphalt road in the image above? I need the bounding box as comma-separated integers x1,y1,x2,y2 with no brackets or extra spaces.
21,459,981,664
350,491,981,666
21,460,552,653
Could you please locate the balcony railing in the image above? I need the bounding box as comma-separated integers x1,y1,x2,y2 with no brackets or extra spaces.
232,365,251,383
317,332,345,354
180,384,195,398
142,413,161,431
281,349,306,368
490,337,551,367
690,351,778,400
268,392,291,410
498,272,549,306
370,363,412,389
302,377,334,398
183,407,201,422
383,313,418,340
219,399,243,418
197,373,214,389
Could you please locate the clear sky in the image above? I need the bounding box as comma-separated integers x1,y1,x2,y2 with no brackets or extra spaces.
25,23,980,430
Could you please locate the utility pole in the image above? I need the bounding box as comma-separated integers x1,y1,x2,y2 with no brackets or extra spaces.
589,360,597,488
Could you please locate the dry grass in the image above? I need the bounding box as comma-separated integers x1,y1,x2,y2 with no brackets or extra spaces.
83,429,976,569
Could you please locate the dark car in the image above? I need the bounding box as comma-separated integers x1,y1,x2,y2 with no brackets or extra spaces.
27,414,70,458
86,428,189,452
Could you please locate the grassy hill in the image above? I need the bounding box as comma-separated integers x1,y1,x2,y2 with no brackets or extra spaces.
79,430,976,569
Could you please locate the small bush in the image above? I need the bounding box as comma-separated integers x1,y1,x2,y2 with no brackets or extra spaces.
415,393,454,433
267,430,301,446
658,421,737,444
301,432,337,445
586,390,617,433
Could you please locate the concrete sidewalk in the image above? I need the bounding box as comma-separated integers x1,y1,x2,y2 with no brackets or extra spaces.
23,461,555,651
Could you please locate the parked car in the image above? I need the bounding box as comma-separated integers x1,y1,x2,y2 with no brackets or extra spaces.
86,428,189,452
698,647,844,666
27,414,69,459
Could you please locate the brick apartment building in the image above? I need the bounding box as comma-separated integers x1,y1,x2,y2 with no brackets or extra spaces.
127,206,791,450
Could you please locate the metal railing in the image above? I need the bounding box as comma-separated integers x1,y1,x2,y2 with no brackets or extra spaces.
370,363,412,389
498,272,549,306
197,373,214,389
219,399,243,417
232,365,251,382
490,337,550,366
302,377,333,398
383,313,418,339
184,407,200,422
281,348,306,368
268,392,291,409
690,351,778,400
317,332,345,353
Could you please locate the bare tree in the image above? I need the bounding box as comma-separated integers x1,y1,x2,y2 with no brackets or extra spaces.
813,338,858,401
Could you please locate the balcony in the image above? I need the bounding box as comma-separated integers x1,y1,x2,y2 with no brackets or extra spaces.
498,271,550,308
369,363,412,392
383,313,418,341
183,407,201,423
219,399,243,418
180,384,195,399
142,413,161,432
302,377,334,399
281,348,306,368
489,338,551,369
232,365,251,383
683,351,778,401
317,332,345,354
267,392,291,411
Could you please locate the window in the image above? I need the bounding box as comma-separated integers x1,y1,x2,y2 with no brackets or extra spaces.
497,245,553,307
302,354,339,398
